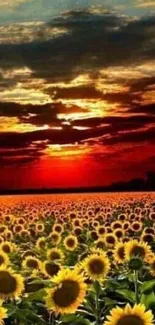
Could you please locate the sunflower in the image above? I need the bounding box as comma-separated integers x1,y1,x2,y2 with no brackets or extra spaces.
96,225,106,237
0,300,7,325
0,251,9,267
49,232,61,245
17,218,25,225
47,248,64,262
42,261,61,278
90,230,98,241
0,241,14,254
72,218,81,227
35,223,45,233
82,252,110,281
114,229,124,240
4,215,12,223
104,303,153,325
149,213,155,221
22,256,41,271
64,235,78,251
4,230,13,241
36,237,46,250
45,269,87,314
53,223,64,234
141,234,154,244
118,214,126,221
112,221,122,230
0,266,24,299
104,234,117,248
92,221,99,229
0,226,7,235
129,213,136,222
19,230,30,238
73,227,82,237
143,227,154,235
113,242,126,264
125,240,152,262
131,221,142,233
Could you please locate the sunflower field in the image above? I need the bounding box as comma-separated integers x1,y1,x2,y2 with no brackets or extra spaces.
0,192,155,325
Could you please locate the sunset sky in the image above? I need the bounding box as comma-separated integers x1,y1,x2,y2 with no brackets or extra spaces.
0,0,155,189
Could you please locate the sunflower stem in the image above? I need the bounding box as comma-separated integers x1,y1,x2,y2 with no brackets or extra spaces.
134,270,139,304
94,281,100,325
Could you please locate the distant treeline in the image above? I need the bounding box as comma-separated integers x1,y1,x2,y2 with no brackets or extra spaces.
0,171,155,195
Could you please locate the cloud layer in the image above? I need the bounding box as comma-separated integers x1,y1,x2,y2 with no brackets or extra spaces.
0,3,155,188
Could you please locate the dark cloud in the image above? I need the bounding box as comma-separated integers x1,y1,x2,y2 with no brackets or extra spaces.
0,126,108,149
51,85,104,100
102,127,155,145
0,101,89,126
129,103,155,115
0,114,154,154
0,10,155,83
72,115,155,128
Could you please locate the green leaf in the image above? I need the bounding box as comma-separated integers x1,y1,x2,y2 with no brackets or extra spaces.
106,279,120,290
61,314,79,322
27,288,47,301
115,289,136,303
140,291,155,309
15,308,47,325
140,280,155,293
61,314,91,325
4,304,17,317
104,298,118,307
29,278,51,286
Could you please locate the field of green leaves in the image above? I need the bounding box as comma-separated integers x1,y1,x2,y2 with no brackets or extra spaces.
0,192,155,325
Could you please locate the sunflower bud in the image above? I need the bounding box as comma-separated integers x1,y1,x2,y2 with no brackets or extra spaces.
128,257,143,270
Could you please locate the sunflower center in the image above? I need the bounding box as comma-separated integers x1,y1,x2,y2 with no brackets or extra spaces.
66,239,75,247
2,245,11,254
53,280,80,307
52,235,59,241
131,246,145,258
143,235,153,243
99,227,105,235
55,226,61,233
74,228,81,236
27,259,38,268
45,263,60,276
113,223,121,229
49,251,61,260
115,231,123,238
118,247,125,259
107,236,115,244
39,240,45,248
0,271,17,294
135,225,140,230
88,258,104,274
117,315,144,325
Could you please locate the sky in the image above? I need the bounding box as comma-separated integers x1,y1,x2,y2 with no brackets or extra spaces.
0,0,155,189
